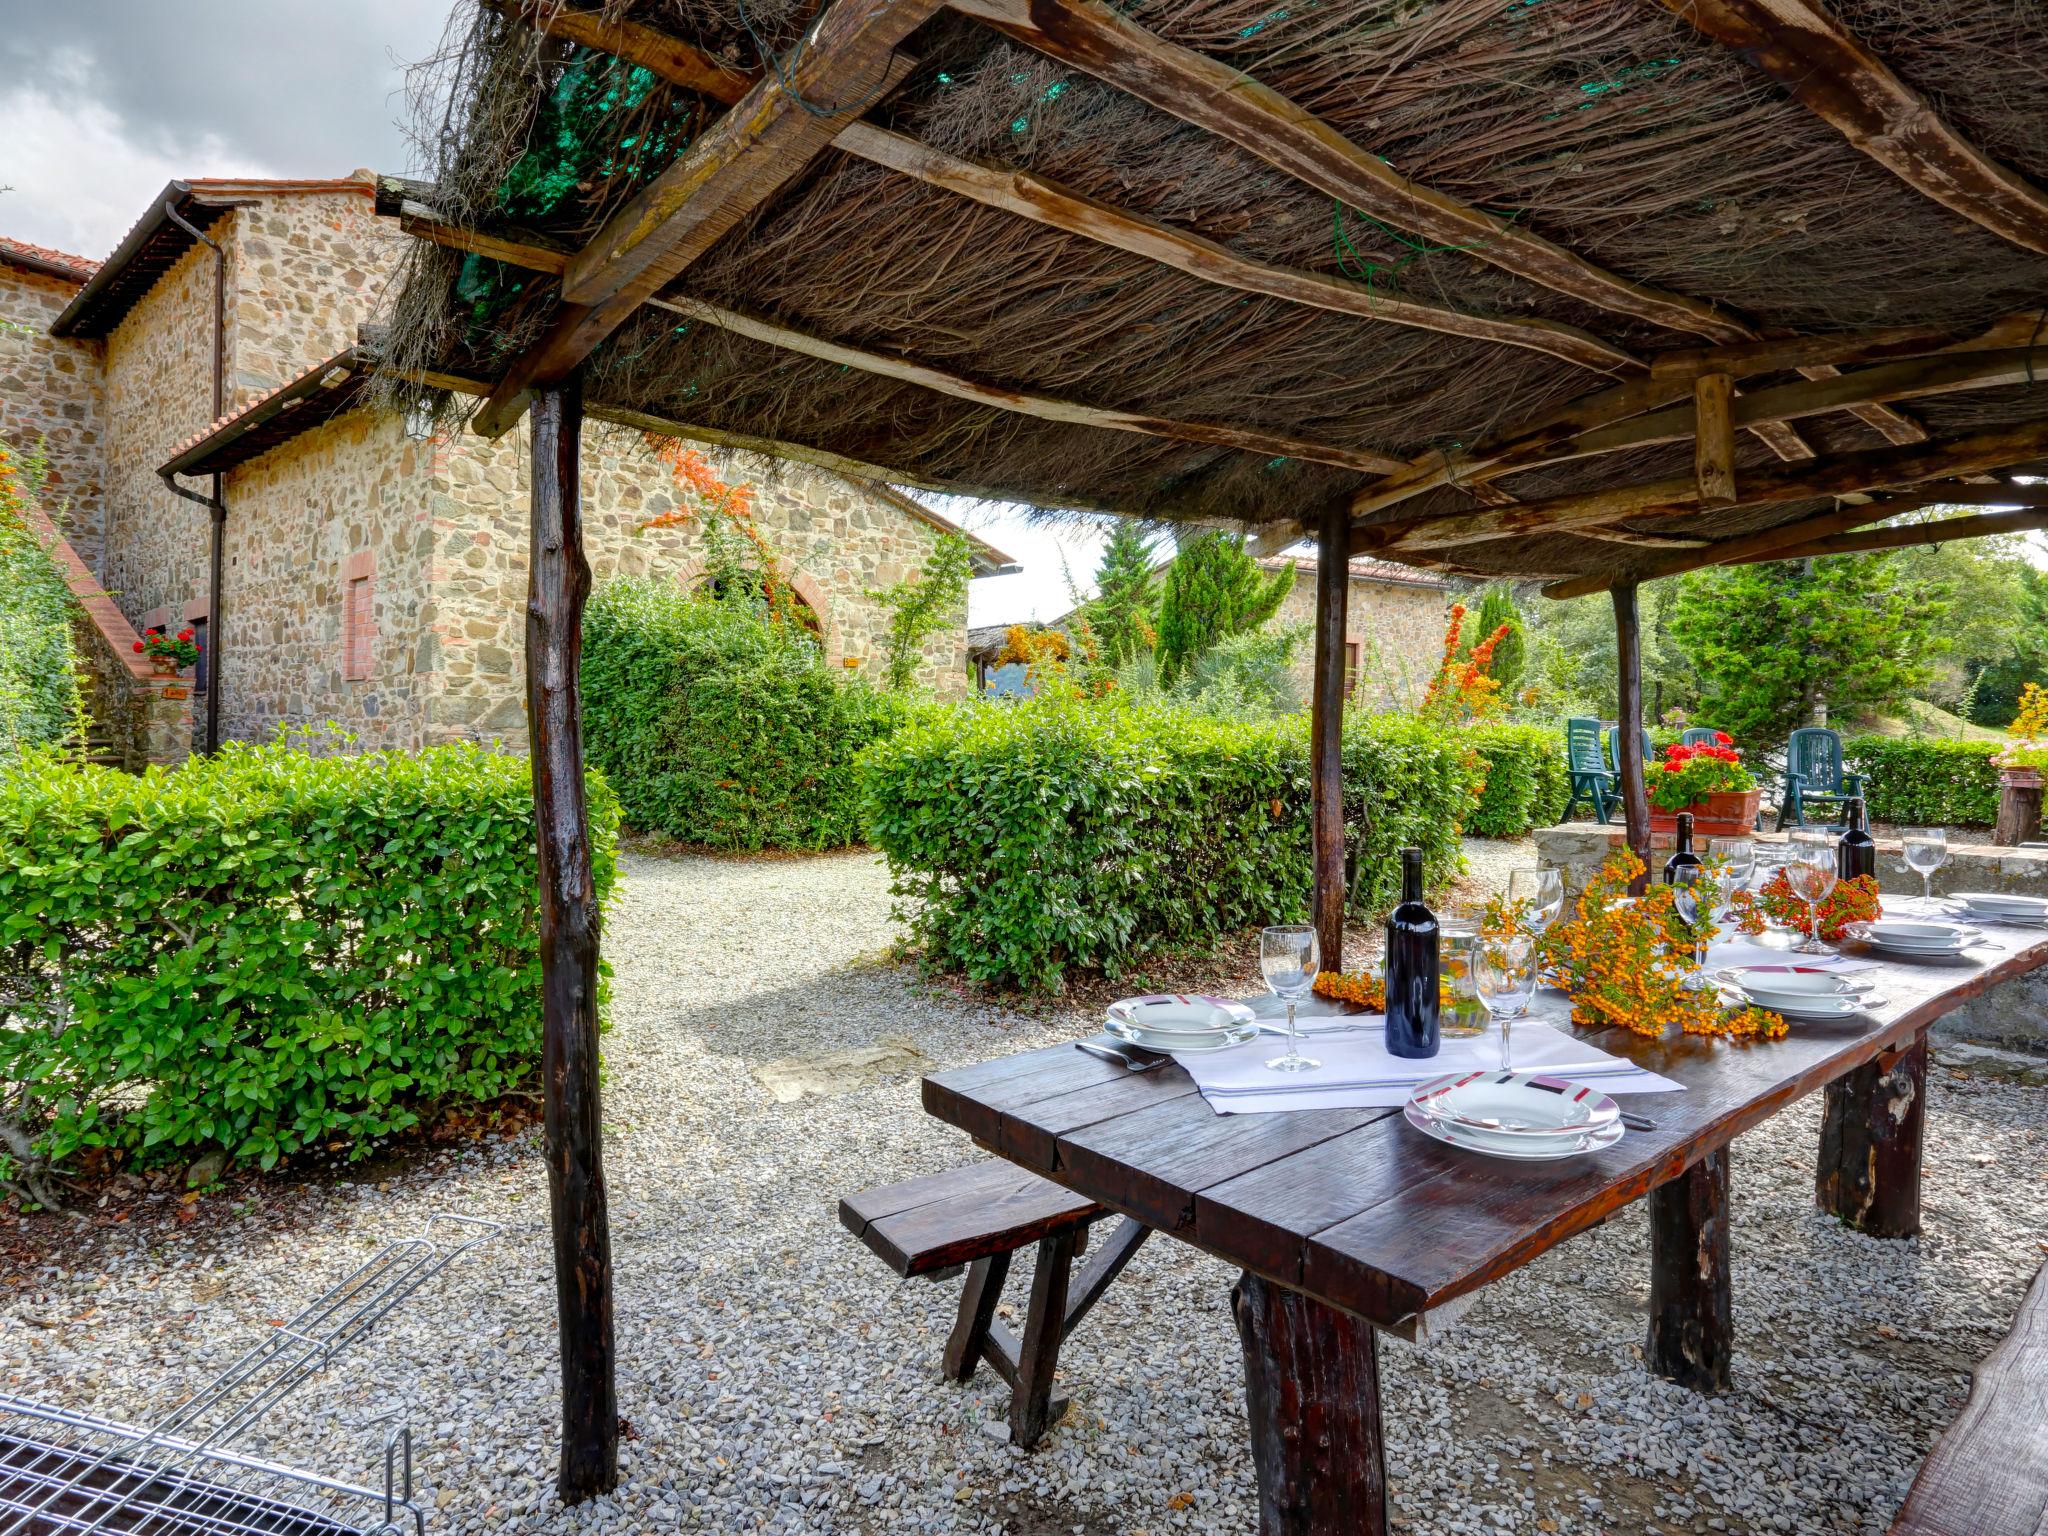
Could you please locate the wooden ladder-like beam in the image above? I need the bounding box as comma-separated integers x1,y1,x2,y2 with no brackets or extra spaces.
470,0,943,437
1658,0,2048,255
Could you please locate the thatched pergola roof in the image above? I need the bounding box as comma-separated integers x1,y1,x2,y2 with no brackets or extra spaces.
380,0,2048,590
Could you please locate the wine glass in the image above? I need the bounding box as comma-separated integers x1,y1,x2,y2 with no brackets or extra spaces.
1670,866,1714,989
1706,836,1755,906
1477,935,1536,1069
1260,924,1320,1074
1788,832,1838,954
1508,868,1565,933
1902,827,1950,907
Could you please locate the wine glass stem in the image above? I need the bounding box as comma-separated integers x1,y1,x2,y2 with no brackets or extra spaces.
1285,998,1299,1067
1921,870,1932,903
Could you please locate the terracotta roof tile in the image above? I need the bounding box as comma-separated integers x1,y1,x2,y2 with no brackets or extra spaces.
1259,551,1449,589
0,236,99,284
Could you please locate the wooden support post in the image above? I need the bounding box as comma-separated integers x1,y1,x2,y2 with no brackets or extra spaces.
1647,1148,1733,1393
528,375,618,1502
1611,583,1651,894
943,1252,1012,1381
1234,1270,1388,1536
1694,372,1738,507
1009,1227,1080,1448
1310,501,1350,972
1817,1035,1928,1238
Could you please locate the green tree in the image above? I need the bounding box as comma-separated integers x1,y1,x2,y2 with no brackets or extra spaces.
1085,521,1160,666
1964,562,2048,726
869,533,974,691
1470,586,1526,692
1668,553,1950,747
1154,532,1295,685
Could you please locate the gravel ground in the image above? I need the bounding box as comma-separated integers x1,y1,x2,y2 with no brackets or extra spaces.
5,844,2045,1536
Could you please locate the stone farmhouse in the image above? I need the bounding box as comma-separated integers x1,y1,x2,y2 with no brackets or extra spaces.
0,173,1015,762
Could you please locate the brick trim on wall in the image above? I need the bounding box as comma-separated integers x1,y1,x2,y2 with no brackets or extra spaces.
343,549,377,682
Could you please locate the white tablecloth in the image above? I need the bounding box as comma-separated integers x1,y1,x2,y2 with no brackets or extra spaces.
1175,1018,1684,1115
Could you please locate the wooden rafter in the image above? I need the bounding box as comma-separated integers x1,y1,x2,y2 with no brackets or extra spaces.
1543,487,2048,598
480,4,1640,375
947,0,1750,342
470,0,943,437
1693,373,1737,506
1756,509,2048,562
1346,314,2048,521
383,198,1411,474
1358,414,2048,555
1658,0,2048,255
665,295,1408,473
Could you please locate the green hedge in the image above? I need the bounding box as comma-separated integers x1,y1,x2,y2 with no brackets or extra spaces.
858,696,1476,989
1465,723,1570,838
582,577,902,851
1843,735,2002,826
0,740,618,1171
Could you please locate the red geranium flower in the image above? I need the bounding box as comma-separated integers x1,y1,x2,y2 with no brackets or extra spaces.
132,641,144,653
1714,730,1733,746
178,628,194,641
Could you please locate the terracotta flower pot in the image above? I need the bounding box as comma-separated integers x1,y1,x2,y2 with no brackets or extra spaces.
1649,786,1761,838
1999,765,2043,791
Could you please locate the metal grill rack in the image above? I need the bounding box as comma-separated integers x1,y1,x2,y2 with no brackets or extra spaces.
1,1214,498,1536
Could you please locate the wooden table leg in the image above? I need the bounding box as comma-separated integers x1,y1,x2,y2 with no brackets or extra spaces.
1647,1148,1732,1393
1816,1033,1927,1238
1233,1270,1388,1536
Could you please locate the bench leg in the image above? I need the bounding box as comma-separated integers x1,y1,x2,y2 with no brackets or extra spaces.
1817,1035,1927,1239
1009,1227,1080,1449
1647,1148,1732,1393
943,1252,1011,1383
1233,1270,1388,1536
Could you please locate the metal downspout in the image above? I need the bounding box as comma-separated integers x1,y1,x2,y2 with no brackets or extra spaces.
162,198,227,755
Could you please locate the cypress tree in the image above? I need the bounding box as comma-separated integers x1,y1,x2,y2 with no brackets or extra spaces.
1472,586,1526,692
1087,522,1161,666
1155,532,1296,685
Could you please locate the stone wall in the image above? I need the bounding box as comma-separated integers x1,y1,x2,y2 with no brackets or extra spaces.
424,422,971,745
225,181,396,410
1267,561,1450,710
0,264,104,569
216,412,435,749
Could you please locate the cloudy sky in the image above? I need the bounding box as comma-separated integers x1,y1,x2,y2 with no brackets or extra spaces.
0,1,1108,622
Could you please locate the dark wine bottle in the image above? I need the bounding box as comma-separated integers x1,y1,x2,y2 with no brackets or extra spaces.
1837,796,1876,881
1384,847,1440,1060
1662,811,1704,886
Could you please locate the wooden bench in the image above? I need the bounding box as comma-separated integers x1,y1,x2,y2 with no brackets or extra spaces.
1890,1261,2048,1534
840,1161,1150,1448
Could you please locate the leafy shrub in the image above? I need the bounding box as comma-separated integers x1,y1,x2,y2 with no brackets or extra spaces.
0,740,619,1173
1465,723,1570,837
0,442,83,755
1843,735,2002,826
858,696,1475,989
582,577,903,850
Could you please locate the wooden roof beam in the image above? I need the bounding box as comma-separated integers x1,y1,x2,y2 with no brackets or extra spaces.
1542,489,2048,599
1754,508,2048,563
469,0,943,438
1360,413,2048,555
1658,0,2048,255
479,4,1641,375
1347,313,2048,521
665,295,1407,474
948,0,1750,343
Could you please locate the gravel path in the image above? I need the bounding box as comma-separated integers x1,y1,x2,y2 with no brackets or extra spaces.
5,846,2045,1536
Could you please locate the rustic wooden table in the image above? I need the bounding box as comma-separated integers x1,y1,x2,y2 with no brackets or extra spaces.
922,933,2048,1536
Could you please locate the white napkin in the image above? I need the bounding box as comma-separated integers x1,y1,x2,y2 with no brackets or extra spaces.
1175,1020,1683,1115
1704,937,1879,975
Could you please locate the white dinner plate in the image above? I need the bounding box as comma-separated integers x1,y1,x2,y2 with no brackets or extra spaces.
1403,1099,1626,1160
1851,919,1976,949
1718,966,1874,1004
1105,993,1257,1033
1951,891,2048,916
1105,1016,1261,1053
1409,1069,1621,1138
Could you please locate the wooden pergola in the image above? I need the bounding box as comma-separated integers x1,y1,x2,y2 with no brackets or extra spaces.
379,0,2048,1505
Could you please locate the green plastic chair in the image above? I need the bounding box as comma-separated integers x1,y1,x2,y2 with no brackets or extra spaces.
1606,725,1653,776
1563,717,1617,823
1679,727,1722,748
1776,727,1864,829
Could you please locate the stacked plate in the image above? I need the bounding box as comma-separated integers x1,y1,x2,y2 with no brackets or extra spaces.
1841,916,1980,959
1946,891,2048,926
1403,1069,1626,1161
1718,965,1884,1021
1103,993,1259,1053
